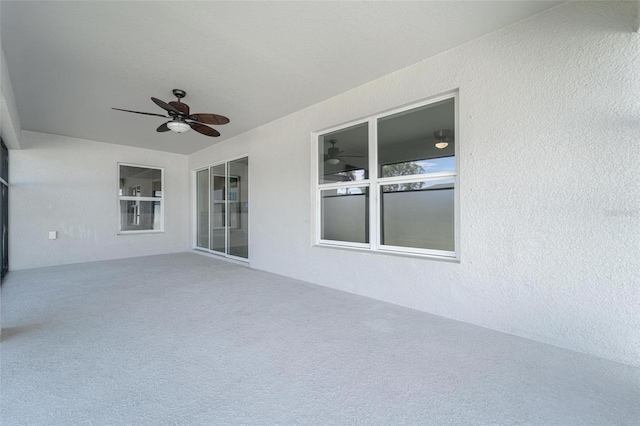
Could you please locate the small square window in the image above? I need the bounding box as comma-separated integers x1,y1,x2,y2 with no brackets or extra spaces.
118,164,164,233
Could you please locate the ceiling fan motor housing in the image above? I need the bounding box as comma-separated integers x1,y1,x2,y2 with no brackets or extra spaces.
172,89,186,99
328,146,340,158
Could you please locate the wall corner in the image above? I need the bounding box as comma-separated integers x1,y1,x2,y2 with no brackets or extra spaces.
1,47,22,149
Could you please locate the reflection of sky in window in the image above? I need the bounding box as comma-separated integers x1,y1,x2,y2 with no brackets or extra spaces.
402,156,456,173
380,156,455,177
417,156,455,173
329,156,455,190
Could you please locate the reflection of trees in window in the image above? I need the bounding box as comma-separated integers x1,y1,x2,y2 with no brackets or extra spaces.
381,162,425,192
325,168,366,182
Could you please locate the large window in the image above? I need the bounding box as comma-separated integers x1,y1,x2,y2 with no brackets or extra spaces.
118,164,164,233
194,157,249,260
314,93,458,258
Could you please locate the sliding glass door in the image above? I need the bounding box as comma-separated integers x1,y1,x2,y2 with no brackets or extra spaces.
0,138,8,280
195,157,248,260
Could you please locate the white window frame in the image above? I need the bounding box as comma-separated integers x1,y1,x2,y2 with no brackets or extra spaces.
312,91,459,260
118,162,164,235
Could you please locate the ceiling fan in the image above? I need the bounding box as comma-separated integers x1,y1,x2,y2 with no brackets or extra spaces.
112,89,229,137
324,139,364,165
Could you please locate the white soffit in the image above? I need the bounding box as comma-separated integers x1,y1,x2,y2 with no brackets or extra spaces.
1,1,564,154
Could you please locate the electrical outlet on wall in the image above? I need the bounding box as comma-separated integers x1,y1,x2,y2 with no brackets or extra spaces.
49,231,57,240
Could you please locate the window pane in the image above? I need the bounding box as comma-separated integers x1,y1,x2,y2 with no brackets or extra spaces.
381,179,454,251
120,200,162,231
378,98,455,178
0,138,7,182
1,183,7,278
321,187,369,243
381,157,455,178
210,164,226,253
318,123,368,184
228,157,249,259
196,169,209,249
119,165,162,197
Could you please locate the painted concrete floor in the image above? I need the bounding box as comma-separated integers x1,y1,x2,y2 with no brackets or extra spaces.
1,252,639,425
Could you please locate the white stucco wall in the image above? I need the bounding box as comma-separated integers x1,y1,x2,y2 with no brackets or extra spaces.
1,47,21,149
188,1,640,367
11,131,189,269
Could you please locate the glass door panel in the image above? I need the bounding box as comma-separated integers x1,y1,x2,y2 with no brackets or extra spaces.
0,138,7,280
210,164,226,254
227,157,249,259
1,183,6,279
196,169,209,249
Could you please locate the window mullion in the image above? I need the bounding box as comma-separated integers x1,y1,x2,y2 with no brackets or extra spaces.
315,188,321,245
208,167,212,251
377,171,457,186
318,181,369,191
225,161,229,255
119,196,162,202
368,118,379,251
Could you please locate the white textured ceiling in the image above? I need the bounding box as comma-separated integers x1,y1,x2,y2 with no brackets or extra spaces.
1,1,564,155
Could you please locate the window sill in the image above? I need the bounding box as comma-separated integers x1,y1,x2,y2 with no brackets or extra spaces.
313,242,460,263
118,230,164,235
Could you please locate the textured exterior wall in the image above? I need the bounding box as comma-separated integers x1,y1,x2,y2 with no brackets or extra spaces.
189,1,640,366
1,47,21,149
11,131,189,269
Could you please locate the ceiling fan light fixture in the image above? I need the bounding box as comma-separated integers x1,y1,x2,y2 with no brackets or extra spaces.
433,129,450,149
167,120,191,133
435,141,449,149
327,158,340,165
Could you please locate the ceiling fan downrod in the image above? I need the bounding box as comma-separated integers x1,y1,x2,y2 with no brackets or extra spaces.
172,89,186,101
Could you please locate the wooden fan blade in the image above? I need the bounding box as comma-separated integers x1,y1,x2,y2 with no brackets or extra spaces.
169,101,190,116
151,97,180,114
156,122,170,132
189,121,220,137
112,108,167,118
189,113,230,125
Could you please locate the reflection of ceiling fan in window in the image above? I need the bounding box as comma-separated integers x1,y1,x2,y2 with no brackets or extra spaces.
433,129,452,149
324,139,364,165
